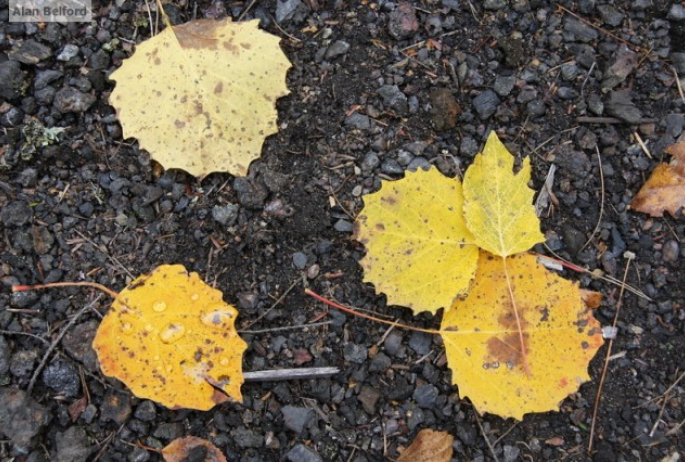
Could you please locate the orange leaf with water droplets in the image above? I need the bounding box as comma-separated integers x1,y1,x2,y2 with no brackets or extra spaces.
631,140,685,217
162,436,227,462
440,251,604,420
109,18,291,178
92,265,247,410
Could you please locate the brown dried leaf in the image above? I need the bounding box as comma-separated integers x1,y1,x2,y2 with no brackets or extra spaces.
631,140,685,217
396,429,454,462
162,436,227,462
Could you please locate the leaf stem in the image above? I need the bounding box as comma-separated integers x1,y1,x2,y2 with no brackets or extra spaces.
13,281,118,299
502,257,531,378
304,289,439,335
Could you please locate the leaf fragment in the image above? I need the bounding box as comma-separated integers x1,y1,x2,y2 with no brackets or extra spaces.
162,436,227,462
92,265,247,410
109,18,291,178
631,140,685,217
397,429,454,462
355,168,478,314
441,251,604,420
463,131,545,256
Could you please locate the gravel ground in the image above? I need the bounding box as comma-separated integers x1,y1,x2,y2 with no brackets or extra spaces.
1,0,685,461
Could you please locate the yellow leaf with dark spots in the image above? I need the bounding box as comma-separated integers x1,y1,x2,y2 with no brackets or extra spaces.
354,168,478,315
109,18,291,178
441,251,604,420
463,131,545,257
92,265,247,410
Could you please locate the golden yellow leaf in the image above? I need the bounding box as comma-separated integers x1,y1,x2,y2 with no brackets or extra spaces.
397,429,454,462
162,436,227,462
441,251,604,420
109,18,291,178
631,140,685,217
92,265,247,410
463,131,545,257
355,168,478,315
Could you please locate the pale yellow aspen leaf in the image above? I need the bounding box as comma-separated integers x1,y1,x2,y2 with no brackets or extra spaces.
109,18,291,178
355,168,478,315
463,131,545,256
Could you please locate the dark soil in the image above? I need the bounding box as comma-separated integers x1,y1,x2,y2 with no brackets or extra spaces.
1,0,685,461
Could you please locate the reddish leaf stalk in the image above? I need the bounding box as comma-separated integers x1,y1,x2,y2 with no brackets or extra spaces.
502,257,531,378
13,281,118,299
304,289,439,335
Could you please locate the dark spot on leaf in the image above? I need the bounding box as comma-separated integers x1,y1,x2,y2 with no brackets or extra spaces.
214,82,223,94
175,120,186,129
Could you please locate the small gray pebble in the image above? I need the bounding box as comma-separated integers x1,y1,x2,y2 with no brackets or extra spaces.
381,158,403,175
472,90,500,119
325,40,350,59
345,113,371,130
493,75,516,97
668,4,685,21
407,157,431,172
292,252,308,270
57,44,79,61
334,219,354,233
286,444,323,462
663,240,679,263
281,406,313,433
343,343,368,363
413,384,438,408
212,204,239,226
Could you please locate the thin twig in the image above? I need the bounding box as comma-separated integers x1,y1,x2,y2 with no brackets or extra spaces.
633,131,653,159
400,30,461,52
493,422,520,447
536,249,651,301
0,330,51,345
240,321,332,334
588,253,634,454
237,0,258,21
556,4,649,54
243,278,301,328
13,281,118,299
243,366,340,382
579,147,605,253
74,230,135,280
269,14,302,42
28,295,103,394
674,67,685,105
474,411,500,462
576,116,657,124
647,370,685,437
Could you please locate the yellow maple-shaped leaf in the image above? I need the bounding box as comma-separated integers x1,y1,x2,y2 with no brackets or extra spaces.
441,251,604,420
355,168,478,315
109,18,291,178
92,265,247,410
463,132,545,256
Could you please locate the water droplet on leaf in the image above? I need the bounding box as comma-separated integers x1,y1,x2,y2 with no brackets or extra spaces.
159,323,186,344
200,308,233,327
